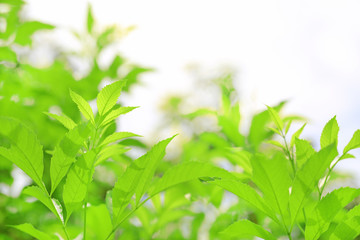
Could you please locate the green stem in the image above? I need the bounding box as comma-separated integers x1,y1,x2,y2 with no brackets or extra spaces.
63,225,71,240
84,195,88,240
280,132,296,175
319,153,344,199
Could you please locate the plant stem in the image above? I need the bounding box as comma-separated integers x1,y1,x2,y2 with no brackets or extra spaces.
280,133,296,175
84,195,88,240
318,154,343,199
63,225,71,240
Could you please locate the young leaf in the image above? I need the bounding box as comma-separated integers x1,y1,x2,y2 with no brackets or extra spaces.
220,219,276,240
95,144,129,166
87,4,94,33
97,81,125,116
99,132,141,148
23,186,63,223
50,123,90,194
320,116,339,149
305,187,360,240
251,154,291,222
266,105,284,133
100,106,138,127
295,138,315,169
266,140,285,150
0,117,45,191
10,223,56,240
343,129,360,154
111,136,175,225
290,123,307,147
69,89,95,124
289,144,338,226
338,153,355,161
44,112,77,130
285,119,292,135
63,150,96,223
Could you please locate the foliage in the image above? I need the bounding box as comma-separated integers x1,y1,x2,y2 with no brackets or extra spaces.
1,1,360,240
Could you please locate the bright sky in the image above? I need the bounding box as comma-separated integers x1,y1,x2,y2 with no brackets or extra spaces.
26,0,360,177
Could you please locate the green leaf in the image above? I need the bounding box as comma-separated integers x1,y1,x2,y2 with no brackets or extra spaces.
87,4,94,33
329,204,360,240
100,106,138,127
183,108,216,119
295,138,315,169
69,89,95,124
23,186,64,223
0,117,45,191
112,136,175,225
50,123,90,194
285,119,292,135
97,81,125,116
10,223,55,240
305,187,360,240
290,123,307,147
266,140,285,150
44,112,77,130
214,179,278,222
86,204,113,239
251,154,291,222
148,162,237,197
289,144,338,226
95,144,129,166
343,129,360,154
63,150,96,223
99,132,141,148
266,105,284,133
339,153,355,161
220,219,276,240
320,116,339,149
14,21,54,46
0,46,17,62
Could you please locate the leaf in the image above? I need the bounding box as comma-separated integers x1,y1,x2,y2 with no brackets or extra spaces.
305,187,360,240
50,123,90,194
320,116,339,149
295,138,315,169
183,108,216,119
87,4,94,33
10,223,55,240
266,140,285,150
289,144,338,226
148,162,237,197
285,119,292,135
99,132,141,147
44,112,77,130
69,89,94,124
95,144,129,166
112,136,175,225
290,123,307,147
100,106,138,127
97,81,125,116
23,186,63,223
329,204,360,240
214,179,278,222
266,105,284,133
0,46,17,62
86,204,113,239
343,129,360,154
14,21,54,46
251,154,291,222
0,117,45,191
220,219,276,240
63,150,96,223
339,153,355,161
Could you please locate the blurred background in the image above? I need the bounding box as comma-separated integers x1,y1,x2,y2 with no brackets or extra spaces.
24,0,360,174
